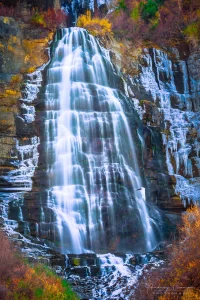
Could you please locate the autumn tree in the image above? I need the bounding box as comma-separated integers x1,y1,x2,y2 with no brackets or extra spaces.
77,10,113,37
133,206,200,300
108,0,200,47
0,232,78,300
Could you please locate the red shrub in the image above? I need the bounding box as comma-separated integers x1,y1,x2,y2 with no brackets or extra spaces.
44,8,67,29
0,4,14,17
133,206,200,300
0,231,25,281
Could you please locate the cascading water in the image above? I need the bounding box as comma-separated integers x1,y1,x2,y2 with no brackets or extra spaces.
62,0,110,24
44,27,159,254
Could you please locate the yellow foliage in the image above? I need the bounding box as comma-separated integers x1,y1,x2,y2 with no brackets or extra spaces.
22,39,49,67
0,106,17,113
7,45,19,55
0,89,21,100
20,66,36,74
23,40,34,52
24,54,30,63
77,10,112,37
183,22,200,47
27,66,36,73
197,9,200,18
182,288,200,299
5,89,18,96
0,253,78,300
0,42,4,51
8,35,21,46
10,74,22,84
31,11,46,27
2,17,10,24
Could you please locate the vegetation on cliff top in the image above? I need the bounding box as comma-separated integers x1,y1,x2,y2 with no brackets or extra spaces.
77,0,200,47
108,0,200,47
31,8,66,30
134,206,200,299
0,3,67,31
1,0,199,47
0,232,78,300
77,10,112,37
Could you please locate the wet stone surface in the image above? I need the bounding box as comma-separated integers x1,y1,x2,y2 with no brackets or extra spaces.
65,251,165,300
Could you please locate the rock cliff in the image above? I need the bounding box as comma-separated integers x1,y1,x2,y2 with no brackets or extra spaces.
106,39,200,211
0,15,54,258
0,16,53,190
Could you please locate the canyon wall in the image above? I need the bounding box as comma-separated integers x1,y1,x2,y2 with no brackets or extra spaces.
102,38,200,212
0,16,52,187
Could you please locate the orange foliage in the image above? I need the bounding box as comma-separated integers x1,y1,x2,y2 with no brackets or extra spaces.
0,232,78,300
133,206,200,300
77,10,112,37
7,264,77,300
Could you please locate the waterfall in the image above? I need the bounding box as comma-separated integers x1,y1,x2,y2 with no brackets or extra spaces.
44,27,158,254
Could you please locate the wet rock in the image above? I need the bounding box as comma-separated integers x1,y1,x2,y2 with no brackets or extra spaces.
0,14,52,197
109,44,200,211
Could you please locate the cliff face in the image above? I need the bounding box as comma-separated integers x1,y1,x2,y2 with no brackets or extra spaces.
0,16,55,254
0,16,52,190
108,42,200,211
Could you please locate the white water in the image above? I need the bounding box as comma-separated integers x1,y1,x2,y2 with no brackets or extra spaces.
63,0,112,16
94,253,161,299
44,28,158,254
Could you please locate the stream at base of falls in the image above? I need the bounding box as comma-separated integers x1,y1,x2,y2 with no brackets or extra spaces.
65,252,164,300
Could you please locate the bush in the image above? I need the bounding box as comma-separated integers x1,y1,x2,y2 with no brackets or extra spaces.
43,8,67,29
131,5,140,21
0,232,25,281
9,264,78,300
141,0,158,20
77,10,112,37
184,22,200,46
133,206,200,300
31,8,67,30
108,0,200,47
0,3,67,30
31,11,46,27
0,232,78,300
0,4,14,17
117,0,127,11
